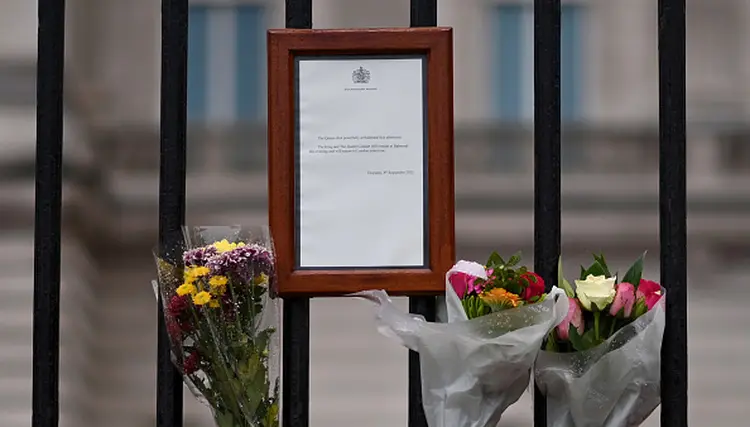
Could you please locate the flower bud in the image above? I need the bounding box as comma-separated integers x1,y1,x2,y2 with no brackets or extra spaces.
610,282,636,318
557,297,584,341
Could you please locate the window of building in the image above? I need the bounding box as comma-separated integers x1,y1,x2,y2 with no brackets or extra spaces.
187,2,268,172
187,2,267,124
492,3,586,122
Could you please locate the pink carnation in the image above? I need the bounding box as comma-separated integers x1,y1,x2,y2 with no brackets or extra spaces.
637,279,662,310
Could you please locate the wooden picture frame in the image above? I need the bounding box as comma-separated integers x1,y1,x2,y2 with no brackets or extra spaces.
267,27,455,297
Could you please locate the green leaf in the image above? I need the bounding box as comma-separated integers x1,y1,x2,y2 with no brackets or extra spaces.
592,253,612,277
568,325,599,352
583,260,608,278
265,401,280,427
504,280,524,296
579,265,587,281
486,251,503,268
507,251,522,267
545,330,559,352
213,411,236,427
582,328,598,347
633,298,648,319
622,251,647,285
558,256,576,298
568,325,589,352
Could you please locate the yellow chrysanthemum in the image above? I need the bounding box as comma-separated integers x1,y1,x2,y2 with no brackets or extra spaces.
192,291,212,306
209,275,228,295
480,288,522,309
208,299,221,308
212,239,246,253
186,266,211,277
183,272,196,284
176,283,197,296
209,275,228,287
253,273,269,286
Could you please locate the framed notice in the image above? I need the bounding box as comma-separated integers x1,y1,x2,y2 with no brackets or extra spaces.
268,28,455,297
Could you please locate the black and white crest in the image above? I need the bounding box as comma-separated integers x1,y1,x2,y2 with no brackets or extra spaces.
352,66,371,84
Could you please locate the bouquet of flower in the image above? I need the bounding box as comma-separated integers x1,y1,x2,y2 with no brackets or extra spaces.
153,226,280,427
534,253,666,427
356,252,568,427
450,252,549,318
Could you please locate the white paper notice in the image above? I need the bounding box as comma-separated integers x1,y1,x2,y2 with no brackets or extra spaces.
297,57,426,268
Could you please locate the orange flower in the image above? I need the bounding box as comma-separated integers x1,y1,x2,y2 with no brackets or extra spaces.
480,288,522,310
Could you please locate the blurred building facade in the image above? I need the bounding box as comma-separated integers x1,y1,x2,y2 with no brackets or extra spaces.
1,0,749,426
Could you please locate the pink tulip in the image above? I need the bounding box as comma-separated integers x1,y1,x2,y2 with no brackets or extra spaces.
557,297,584,341
610,282,636,317
637,279,663,310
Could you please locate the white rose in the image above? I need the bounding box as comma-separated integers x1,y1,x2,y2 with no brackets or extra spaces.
574,274,616,311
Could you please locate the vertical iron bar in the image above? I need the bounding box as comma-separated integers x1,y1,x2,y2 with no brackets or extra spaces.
157,0,189,426
286,0,312,29
33,0,65,426
533,0,561,426
410,0,438,28
409,4,437,427
658,0,688,425
283,5,312,427
407,297,436,427
282,298,309,427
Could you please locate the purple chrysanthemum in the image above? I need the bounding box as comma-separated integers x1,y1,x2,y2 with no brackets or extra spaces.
206,244,275,282
183,245,218,267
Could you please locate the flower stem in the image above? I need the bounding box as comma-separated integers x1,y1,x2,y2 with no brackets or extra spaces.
608,318,617,339
594,311,601,342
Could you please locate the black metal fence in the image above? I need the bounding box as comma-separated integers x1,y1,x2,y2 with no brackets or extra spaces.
32,0,687,426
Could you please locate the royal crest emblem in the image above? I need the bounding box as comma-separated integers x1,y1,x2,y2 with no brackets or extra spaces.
352,66,371,84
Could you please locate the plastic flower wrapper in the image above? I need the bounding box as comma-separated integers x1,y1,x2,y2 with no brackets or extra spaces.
534,253,666,427
152,225,280,427
354,252,569,427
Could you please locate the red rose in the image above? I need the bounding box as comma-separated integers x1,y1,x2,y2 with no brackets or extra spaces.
520,272,545,300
